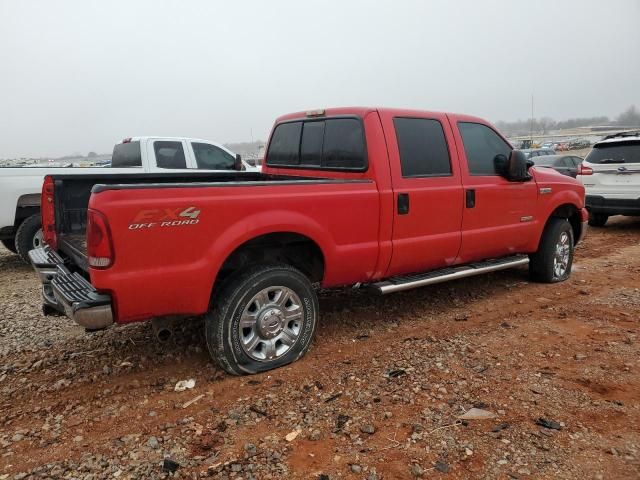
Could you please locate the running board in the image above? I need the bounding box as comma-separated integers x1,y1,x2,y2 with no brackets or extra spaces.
370,255,529,294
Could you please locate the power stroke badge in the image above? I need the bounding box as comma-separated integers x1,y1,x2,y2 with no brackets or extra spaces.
128,206,201,230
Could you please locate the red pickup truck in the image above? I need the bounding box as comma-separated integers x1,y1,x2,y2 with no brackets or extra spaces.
30,107,587,375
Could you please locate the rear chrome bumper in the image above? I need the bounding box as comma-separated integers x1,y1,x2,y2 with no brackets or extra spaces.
29,246,114,330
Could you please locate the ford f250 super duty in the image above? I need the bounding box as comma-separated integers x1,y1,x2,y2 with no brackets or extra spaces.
30,107,588,375
0,136,241,263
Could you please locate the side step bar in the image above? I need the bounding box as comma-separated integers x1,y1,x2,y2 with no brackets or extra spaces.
370,255,529,294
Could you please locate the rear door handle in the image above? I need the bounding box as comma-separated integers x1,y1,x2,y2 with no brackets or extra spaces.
397,193,409,215
465,189,476,208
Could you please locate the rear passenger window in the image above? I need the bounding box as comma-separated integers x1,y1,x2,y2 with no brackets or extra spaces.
266,118,366,170
154,141,187,169
458,122,511,175
393,118,451,177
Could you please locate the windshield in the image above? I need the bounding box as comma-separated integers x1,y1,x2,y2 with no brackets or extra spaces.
585,141,640,164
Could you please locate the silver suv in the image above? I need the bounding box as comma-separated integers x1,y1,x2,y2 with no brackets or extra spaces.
577,131,640,226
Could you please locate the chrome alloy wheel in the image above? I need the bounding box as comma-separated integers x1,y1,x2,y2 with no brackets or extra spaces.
33,229,44,249
239,286,303,361
553,231,571,279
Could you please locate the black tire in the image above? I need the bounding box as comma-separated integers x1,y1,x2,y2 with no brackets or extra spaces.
588,212,608,227
205,263,319,375
15,214,43,263
1,239,17,254
529,218,574,283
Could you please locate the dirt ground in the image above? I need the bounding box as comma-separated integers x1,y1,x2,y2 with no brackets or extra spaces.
1,217,639,479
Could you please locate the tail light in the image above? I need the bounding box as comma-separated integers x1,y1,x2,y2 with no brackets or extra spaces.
41,175,57,249
87,209,114,269
579,164,593,176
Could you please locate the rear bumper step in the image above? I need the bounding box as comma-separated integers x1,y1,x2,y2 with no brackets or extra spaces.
370,255,529,294
28,247,65,308
29,246,114,330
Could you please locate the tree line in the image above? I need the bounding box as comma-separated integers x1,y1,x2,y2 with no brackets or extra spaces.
496,105,640,136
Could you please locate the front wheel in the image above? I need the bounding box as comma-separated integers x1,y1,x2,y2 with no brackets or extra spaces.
529,218,574,283
205,263,319,375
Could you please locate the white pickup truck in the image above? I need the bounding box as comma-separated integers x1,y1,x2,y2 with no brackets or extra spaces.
0,136,241,262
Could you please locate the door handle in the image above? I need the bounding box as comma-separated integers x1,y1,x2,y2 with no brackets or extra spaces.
465,189,476,208
397,193,409,215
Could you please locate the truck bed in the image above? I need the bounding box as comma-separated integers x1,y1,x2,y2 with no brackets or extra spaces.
59,234,88,271
49,171,364,272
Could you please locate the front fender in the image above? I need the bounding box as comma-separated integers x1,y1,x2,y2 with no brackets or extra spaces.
531,174,586,250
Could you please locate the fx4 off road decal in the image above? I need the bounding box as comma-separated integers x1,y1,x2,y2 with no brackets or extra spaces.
128,206,201,230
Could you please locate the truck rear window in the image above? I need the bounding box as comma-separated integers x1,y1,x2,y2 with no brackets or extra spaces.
585,141,640,164
266,118,366,171
111,141,142,168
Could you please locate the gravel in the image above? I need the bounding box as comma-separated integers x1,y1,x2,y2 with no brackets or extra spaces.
1,219,639,479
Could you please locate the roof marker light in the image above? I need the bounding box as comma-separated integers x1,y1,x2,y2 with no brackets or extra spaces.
306,109,325,117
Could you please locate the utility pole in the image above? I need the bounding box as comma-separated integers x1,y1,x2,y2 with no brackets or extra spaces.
530,94,534,142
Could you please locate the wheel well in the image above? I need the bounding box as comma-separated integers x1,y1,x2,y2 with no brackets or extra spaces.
14,206,39,226
214,232,325,293
550,204,581,244
15,194,41,226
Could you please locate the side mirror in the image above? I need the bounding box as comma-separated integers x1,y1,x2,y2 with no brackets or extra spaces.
235,154,244,171
505,150,532,182
493,154,509,176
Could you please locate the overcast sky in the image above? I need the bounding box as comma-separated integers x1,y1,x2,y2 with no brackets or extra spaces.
1,0,638,158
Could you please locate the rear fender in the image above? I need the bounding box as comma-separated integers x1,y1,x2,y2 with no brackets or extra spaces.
204,209,334,291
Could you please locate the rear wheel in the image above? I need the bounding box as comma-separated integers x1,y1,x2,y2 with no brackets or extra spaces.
529,218,574,283
15,214,43,263
588,212,608,227
205,263,319,375
1,239,17,254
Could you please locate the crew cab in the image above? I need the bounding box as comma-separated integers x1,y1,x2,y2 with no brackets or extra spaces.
576,131,640,226
0,136,240,262
30,107,588,375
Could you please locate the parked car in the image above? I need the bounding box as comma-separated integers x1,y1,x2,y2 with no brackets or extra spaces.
522,148,556,159
577,131,640,226
30,107,587,375
569,139,591,150
532,155,583,178
541,142,555,149
0,137,241,262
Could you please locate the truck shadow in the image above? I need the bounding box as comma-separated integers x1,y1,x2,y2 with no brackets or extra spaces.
158,266,532,361
0,251,30,270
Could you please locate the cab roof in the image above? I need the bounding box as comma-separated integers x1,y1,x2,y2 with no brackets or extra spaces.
275,107,489,125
